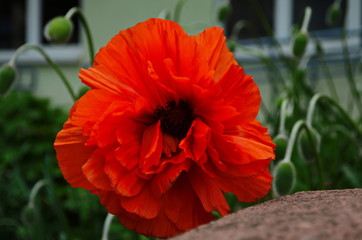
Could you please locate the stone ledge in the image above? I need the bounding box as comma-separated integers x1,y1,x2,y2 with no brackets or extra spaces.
170,189,362,240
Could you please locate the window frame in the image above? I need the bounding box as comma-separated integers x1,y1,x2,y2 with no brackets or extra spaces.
0,0,83,65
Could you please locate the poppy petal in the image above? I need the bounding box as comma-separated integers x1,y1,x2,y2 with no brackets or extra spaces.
189,166,230,216
82,148,112,191
104,156,147,197
179,119,211,163
120,186,160,219
192,27,236,81
164,174,213,231
140,121,163,172
54,124,96,191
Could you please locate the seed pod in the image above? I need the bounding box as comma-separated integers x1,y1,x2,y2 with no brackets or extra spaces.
44,17,73,43
218,4,230,23
292,32,309,58
326,3,341,26
298,128,320,163
273,134,288,161
272,161,297,197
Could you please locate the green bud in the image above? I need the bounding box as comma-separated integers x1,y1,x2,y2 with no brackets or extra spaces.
272,161,296,197
298,128,320,163
0,64,16,96
273,134,288,161
218,4,230,23
326,3,341,26
292,32,309,58
21,204,36,225
44,17,73,43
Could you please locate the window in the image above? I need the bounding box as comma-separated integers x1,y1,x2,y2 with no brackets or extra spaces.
293,0,347,32
0,0,26,49
0,0,82,64
222,0,361,58
225,0,275,40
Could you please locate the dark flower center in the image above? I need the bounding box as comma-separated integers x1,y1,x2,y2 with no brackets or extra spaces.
154,99,195,140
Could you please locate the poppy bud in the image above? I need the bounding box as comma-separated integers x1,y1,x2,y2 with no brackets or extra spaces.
0,64,16,96
298,128,320,163
272,161,296,197
218,4,229,23
44,17,73,43
326,3,341,26
292,32,309,58
273,134,288,161
21,204,36,225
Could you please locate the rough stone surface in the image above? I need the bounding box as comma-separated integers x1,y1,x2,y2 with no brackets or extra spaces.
170,189,362,240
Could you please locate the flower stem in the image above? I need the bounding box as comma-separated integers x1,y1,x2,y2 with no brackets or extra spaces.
283,120,325,189
101,213,115,240
314,40,339,101
10,44,77,101
341,28,362,118
28,179,49,207
65,7,95,65
173,0,188,23
306,93,362,138
278,99,289,135
300,7,312,34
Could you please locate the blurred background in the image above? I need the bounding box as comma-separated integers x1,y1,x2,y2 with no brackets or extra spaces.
0,0,361,239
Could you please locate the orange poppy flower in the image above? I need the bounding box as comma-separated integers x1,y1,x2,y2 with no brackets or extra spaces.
54,18,275,238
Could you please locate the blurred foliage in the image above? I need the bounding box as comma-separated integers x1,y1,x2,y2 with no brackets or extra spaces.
0,91,148,239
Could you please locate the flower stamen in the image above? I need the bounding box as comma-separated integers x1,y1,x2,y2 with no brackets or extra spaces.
155,99,195,140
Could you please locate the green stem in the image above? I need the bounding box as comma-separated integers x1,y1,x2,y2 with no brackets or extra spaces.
278,99,289,135
101,214,115,240
9,44,77,101
306,93,362,138
314,40,339,100
26,178,72,238
65,7,95,65
341,28,362,118
173,0,188,23
28,179,49,207
300,7,312,34
283,120,325,189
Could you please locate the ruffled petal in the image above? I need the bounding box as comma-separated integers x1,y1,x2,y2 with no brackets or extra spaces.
150,159,191,196
82,148,112,191
114,141,140,170
140,121,163,172
54,124,96,191
215,169,272,202
120,186,161,219
217,65,261,123
116,207,182,238
104,156,147,197
192,26,236,81
179,118,211,163
164,174,213,231
189,166,230,216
